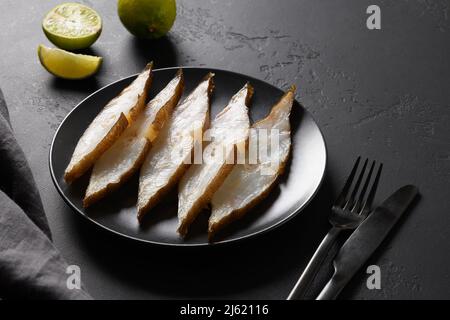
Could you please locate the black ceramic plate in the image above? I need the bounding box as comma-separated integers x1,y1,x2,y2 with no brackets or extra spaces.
50,67,326,246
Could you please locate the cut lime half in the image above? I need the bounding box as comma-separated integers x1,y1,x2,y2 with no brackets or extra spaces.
42,3,102,50
38,44,102,80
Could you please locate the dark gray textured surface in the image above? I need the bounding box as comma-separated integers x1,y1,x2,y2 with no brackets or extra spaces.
0,0,449,299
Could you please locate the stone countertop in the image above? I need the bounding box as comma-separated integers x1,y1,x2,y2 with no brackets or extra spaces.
0,0,449,299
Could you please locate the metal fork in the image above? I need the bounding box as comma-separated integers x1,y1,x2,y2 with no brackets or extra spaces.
287,156,382,300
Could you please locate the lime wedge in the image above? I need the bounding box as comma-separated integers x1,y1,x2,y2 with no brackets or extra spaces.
38,44,102,79
42,3,102,50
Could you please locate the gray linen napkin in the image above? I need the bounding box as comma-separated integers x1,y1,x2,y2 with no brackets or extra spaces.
0,88,91,299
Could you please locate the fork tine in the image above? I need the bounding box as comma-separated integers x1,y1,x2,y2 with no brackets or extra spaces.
335,156,361,207
353,160,375,213
361,163,383,216
344,158,368,210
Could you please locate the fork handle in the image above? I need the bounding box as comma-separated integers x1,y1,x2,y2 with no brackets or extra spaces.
287,227,341,300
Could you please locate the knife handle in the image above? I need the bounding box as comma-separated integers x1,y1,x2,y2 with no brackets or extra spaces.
316,271,349,300
287,227,341,300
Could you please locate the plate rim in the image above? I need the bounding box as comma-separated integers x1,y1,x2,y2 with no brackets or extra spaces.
49,66,328,247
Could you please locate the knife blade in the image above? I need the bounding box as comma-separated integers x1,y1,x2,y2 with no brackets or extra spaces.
316,185,419,300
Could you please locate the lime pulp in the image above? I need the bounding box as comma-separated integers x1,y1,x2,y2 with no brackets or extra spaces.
42,3,102,50
37,44,102,80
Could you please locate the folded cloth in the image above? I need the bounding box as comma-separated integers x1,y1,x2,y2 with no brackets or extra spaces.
0,89,91,299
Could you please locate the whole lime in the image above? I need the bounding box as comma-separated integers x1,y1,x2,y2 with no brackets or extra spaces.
118,0,176,39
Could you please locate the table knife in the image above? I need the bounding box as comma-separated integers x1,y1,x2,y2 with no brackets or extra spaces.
316,185,419,300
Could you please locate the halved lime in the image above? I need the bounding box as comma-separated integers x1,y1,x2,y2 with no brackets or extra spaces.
42,3,102,50
38,44,102,79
